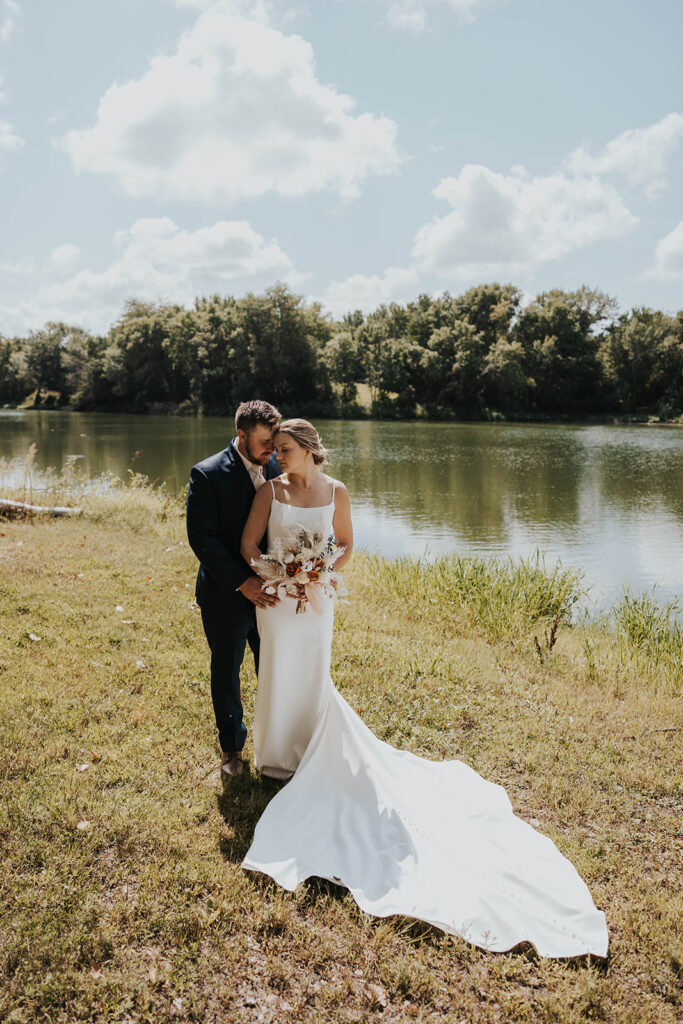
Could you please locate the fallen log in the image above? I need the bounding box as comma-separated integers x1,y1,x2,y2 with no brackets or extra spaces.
0,498,82,517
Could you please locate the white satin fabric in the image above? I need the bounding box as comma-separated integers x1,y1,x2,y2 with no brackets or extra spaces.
245,497,608,958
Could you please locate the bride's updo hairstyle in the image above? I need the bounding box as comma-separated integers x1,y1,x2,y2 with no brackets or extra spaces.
277,419,328,467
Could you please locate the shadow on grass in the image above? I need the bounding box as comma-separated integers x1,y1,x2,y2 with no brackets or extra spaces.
216,763,283,863
214,768,364,917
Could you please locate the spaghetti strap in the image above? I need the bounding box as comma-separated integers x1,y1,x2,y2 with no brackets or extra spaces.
331,479,337,502
270,479,275,498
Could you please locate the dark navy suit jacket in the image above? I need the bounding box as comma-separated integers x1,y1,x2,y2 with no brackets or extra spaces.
186,441,281,615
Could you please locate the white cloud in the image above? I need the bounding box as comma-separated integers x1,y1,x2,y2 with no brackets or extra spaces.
383,0,485,32
62,6,401,204
411,115,683,284
642,220,683,282
412,163,638,279
46,109,68,126
170,0,264,8
318,266,419,317
279,5,312,26
0,258,33,275
567,113,683,199
0,0,19,43
0,116,20,153
326,115,670,314
0,73,21,155
49,244,81,270
0,217,297,333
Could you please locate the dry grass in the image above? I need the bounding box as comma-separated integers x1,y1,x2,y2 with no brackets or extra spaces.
0,481,681,1023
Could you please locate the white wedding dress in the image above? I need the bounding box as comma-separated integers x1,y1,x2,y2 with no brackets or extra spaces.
243,492,609,958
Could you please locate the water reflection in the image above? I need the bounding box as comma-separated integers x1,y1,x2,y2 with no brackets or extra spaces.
326,422,591,542
1,411,682,609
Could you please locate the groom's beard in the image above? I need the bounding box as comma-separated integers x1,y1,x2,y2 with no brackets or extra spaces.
243,436,272,467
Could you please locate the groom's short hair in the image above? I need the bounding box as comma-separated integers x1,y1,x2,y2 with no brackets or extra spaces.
235,400,281,434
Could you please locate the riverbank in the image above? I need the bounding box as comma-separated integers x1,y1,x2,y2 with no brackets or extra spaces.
4,418,683,614
5,394,683,426
0,484,681,1023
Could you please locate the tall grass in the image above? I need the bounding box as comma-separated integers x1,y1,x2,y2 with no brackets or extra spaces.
0,447,181,530
0,443,91,508
612,589,683,694
368,551,585,643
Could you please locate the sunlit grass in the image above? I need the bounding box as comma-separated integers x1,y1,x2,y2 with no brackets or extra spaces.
0,475,681,1023
611,589,683,696
368,551,585,645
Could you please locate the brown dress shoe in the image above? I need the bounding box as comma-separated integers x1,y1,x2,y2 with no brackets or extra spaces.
221,751,244,777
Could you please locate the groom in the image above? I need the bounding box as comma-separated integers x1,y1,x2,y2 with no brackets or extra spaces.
186,399,282,778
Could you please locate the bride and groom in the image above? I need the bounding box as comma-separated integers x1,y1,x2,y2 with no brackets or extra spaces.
186,400,609,958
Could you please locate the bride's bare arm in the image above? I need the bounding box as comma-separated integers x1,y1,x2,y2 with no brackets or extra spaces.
332,482,353,570
241,484,274,573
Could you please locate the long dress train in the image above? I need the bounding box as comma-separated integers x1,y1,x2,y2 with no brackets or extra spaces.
243,493,608,958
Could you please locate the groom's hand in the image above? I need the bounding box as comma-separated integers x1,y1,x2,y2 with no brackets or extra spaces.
238,575,279,608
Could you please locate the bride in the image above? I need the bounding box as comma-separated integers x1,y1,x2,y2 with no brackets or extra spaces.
240,419,608,958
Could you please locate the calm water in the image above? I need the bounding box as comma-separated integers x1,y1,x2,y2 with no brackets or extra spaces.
2,410,683,611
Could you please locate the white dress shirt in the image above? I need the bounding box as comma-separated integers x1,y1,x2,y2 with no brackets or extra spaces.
234,437,266,491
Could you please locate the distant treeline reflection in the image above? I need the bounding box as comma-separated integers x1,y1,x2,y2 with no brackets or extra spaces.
1,282,682,421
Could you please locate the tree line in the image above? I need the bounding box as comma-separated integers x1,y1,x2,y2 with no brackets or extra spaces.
1,282,682,420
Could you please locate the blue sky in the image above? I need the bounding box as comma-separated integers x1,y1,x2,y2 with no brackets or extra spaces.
0,0,681,334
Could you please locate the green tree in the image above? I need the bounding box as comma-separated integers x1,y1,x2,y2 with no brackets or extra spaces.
421,320,485,416
190,295,249,415
107,300,196,411
453,283,522,351
5,282,678,422
0,337,32,405
323,330,363,413
25,323,69,403
655,311,683,417
514,288,616,414
373,336,424,417
355,309,391,407
482,337,532,414
600,307,679,414
59,327,109,409
239,284,332,413
403,292,459,349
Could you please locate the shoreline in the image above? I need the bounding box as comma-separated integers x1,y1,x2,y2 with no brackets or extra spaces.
1,445,682,619
3,402,683,427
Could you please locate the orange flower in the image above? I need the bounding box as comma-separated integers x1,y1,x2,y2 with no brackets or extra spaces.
286,561,300,577
307,570,320,582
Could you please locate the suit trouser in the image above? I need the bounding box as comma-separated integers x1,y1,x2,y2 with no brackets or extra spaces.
200,601,260,753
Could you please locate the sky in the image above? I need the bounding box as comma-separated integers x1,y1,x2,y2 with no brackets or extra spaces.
0,0,681,335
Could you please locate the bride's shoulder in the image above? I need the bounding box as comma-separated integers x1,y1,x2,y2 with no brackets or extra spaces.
323,474,348,499
255,476,283,505
271,475,289,496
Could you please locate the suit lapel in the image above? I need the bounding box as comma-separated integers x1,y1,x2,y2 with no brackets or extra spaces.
227,440,256,496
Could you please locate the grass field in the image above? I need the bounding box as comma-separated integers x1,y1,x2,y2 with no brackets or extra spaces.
0,478,681,1023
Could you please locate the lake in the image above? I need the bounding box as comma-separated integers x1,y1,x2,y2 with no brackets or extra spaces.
2,410,682,612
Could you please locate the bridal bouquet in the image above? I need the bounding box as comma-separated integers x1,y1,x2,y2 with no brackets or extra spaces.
251,525,347,614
